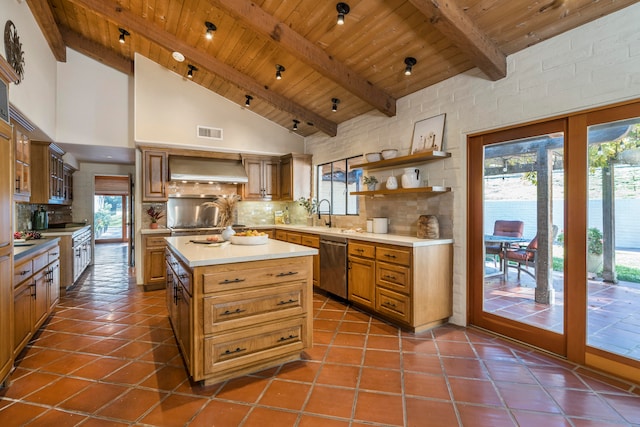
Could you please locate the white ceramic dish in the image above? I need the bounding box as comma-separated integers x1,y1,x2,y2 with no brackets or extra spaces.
365,152,382,162
230,234,269,245
381,149,398,159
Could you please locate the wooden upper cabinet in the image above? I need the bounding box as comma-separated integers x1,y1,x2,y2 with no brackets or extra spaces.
30,142,66,205
14,127,30,202
143,150,168,202
280,153,311,201
242,155,280,201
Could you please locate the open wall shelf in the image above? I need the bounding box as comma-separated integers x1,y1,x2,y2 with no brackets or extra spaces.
354,150,451,171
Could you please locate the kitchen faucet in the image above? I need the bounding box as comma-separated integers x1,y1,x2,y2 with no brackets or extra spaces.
317,199,332,227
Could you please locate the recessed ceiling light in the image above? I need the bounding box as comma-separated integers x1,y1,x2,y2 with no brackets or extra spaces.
172,51,185,62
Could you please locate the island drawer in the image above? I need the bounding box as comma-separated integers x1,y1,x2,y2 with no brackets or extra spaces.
203,317,306,375
32,252,49,273
203,283,306,334
376,261,411,295
376,287,411,324
376,245,411,266
201,258,310,293
48,247,60,263
14,259,33,286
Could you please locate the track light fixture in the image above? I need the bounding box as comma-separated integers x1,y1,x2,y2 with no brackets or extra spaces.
336,3,350,25
404,57,417,76
187,64,197,78
118,28,130,44
245,95,253,107
293,119,300,131
331,98,340,112
275,64,285,80
205,21,217,40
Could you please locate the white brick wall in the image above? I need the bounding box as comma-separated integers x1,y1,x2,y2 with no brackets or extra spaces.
305,3,640,325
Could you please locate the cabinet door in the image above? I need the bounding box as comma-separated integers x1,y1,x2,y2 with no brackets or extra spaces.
166,257,177,325
177,284,191,369
0,255,12,382
13,283,33,357
348,256,376,308
33,270,49,327
263,158,280,200
145,246,167,285
242,158,265,200
0,123,11,247
48,260,60,311
279,156,292,200
143,150,167,201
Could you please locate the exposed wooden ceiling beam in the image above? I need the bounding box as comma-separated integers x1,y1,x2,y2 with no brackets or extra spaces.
209,0,397,117
59,27,133,75
26,0,66,62
408,0,506,80
64,0,338,137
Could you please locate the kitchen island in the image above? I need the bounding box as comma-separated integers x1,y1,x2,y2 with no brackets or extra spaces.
164,235,317,385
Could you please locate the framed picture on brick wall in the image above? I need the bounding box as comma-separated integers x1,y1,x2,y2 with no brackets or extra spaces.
410,113,446,154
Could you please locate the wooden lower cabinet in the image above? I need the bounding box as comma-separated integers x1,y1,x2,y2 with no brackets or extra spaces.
13,240,61,357
144,233,170,290
348,241,376,309
167,248,312,385
349,241,453,332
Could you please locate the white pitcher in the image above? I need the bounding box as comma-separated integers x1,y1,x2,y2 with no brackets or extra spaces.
401,168,420,188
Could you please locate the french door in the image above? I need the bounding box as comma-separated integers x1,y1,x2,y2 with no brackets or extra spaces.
469,101,640,383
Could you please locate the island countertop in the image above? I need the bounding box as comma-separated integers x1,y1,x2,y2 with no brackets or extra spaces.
165,235,318,268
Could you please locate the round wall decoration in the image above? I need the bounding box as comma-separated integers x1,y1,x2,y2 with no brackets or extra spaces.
4,20,25,84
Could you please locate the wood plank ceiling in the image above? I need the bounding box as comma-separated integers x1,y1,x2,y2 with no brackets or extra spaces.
27,0,637,137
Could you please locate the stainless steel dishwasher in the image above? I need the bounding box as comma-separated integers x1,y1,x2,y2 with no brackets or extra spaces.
319,234,348,299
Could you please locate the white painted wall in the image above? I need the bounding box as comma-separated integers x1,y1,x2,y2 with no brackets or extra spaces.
56,49,131,149
1,0,57,139
305,3,640,325
134,54,303,154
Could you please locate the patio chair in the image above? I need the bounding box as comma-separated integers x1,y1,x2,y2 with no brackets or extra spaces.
502,225,558,280
486,220,524,269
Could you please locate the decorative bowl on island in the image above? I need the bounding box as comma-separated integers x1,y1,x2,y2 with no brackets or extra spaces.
230,230,269,245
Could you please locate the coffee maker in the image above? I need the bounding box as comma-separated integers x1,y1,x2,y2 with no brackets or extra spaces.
33,206,48,230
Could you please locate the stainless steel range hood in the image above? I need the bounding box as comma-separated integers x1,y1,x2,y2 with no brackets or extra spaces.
169,156,248,183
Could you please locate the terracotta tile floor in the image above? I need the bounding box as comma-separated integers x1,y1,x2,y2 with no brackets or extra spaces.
1,244,640,426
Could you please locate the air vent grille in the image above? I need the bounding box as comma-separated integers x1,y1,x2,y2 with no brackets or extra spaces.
197,125,223,140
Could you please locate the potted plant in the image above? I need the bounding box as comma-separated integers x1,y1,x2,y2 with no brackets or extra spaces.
146,205,164,229
298,197,318,225
587,227,603,278
363,175,378,191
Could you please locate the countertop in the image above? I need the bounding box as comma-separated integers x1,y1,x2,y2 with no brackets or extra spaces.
274,225,453,247
145,224,452,247
39,225,92,237
165,235,317,268
14,237,61,260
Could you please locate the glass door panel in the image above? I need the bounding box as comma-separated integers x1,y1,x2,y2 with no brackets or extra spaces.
94,195,125,241
586,118,640,362
481,132,565,337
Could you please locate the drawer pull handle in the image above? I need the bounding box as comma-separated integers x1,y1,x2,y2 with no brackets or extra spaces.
383,301,397,308
276,271,298,277
179,274,189,279
221,308,246,316
20,270,29,276
356,248,364,253
220,278,246,284
277,298,298,305
384,275,397,280
223,347,246,355
278,334,298,342
384,254,397,259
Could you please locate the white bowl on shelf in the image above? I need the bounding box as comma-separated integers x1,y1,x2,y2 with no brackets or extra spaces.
365,152,382,162
381,149,398,159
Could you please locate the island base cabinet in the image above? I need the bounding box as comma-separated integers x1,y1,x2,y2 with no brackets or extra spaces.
203,317,306,385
